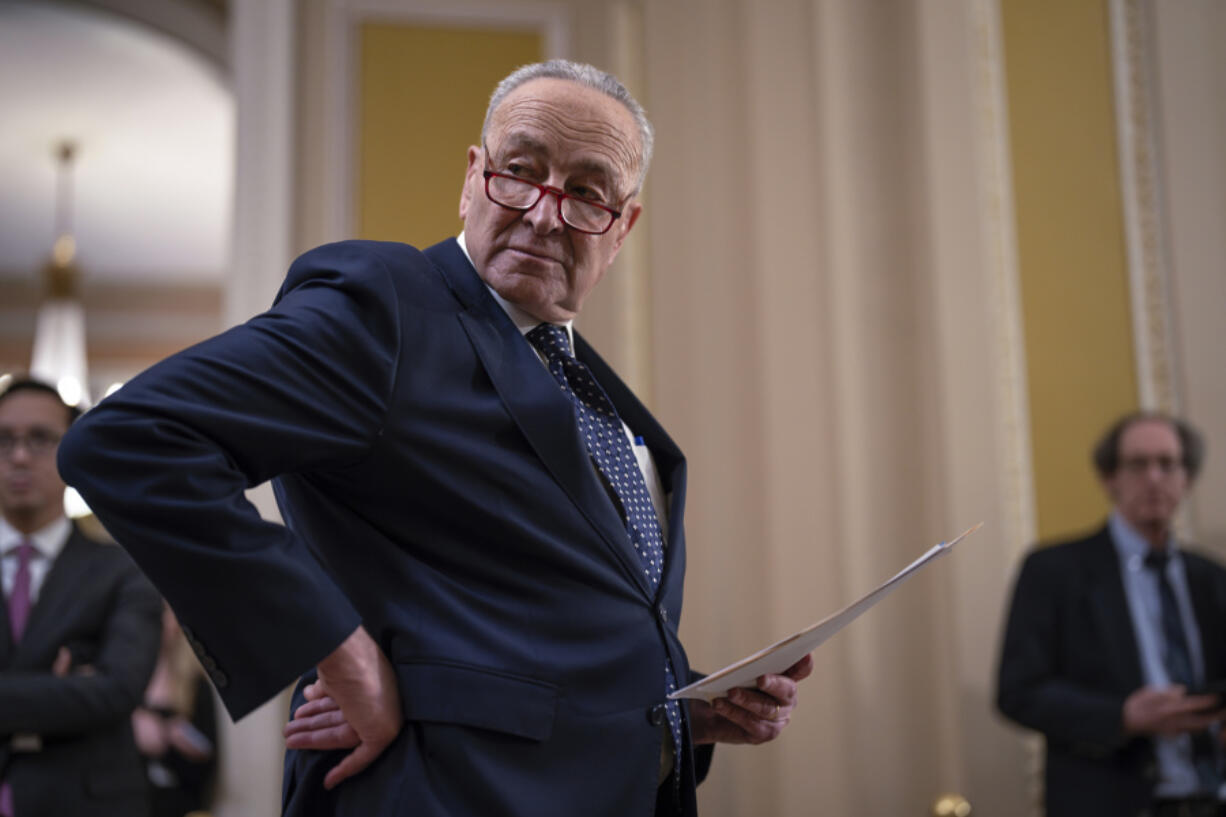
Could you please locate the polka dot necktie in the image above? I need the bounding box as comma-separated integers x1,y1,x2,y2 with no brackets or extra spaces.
526,323,684,780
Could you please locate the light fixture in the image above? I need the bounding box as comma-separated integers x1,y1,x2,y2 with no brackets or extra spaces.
30,141,91,409
28,142,92,519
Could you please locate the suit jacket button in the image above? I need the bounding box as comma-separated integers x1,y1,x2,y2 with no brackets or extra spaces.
648,704,667,726
212,670,229,688
658,606,668,622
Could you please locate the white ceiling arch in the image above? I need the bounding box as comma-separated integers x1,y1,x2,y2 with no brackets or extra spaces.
0,0,233,282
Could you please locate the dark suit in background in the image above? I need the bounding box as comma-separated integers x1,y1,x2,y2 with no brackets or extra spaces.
997,525,1226,817
0,524,162,817
59,239,712,816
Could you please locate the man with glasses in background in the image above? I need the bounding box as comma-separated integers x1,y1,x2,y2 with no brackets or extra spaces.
59,61,812,817
0,378,161,816
998,412,1226,817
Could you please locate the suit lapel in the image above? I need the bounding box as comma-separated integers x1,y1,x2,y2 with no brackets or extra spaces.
16,529,93,664
0,529,90,667
577,333,689,586
424,240,655,600
1085,528,1146,692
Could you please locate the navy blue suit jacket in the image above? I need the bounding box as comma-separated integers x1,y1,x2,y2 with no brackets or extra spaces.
996,525,1226,817
59,239,711,816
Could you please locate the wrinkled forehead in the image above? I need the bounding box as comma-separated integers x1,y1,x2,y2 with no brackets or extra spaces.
486,78,642,189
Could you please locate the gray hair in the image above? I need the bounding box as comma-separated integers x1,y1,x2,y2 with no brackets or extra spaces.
481,59,654,194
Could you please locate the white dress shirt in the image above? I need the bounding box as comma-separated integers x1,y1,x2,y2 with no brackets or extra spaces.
1,514,72,606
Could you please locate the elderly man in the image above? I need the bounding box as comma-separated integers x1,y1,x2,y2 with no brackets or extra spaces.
59,60,811,817
0,378,161,816
998,413,1226,817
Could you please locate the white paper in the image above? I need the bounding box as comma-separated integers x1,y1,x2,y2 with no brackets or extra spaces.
668,524,982,702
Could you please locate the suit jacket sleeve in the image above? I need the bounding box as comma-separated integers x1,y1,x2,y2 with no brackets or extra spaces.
58,242,405,720
0,549,162,735
996,548,1131,749
1186,552,1226,685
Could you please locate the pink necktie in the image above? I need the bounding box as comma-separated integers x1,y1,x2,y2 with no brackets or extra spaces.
1,541,35,817
7,541,35,642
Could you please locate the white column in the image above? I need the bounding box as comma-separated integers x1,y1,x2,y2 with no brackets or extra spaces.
227,0,296,327
213,2,296,817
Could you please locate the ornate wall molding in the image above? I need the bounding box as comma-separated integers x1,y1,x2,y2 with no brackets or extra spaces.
1109,0,1180,413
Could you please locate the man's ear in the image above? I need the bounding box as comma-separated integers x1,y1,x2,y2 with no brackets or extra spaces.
459,145,482,220
1100,474,1120,505
610,201,642,256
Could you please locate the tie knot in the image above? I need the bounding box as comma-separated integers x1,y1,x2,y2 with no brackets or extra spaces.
526,323,573,361
5,541,35,561
1144,549,1170,572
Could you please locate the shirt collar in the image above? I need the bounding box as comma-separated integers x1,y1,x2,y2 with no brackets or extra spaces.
456,232,575,350
1110,509,1178,569
0,514,72,561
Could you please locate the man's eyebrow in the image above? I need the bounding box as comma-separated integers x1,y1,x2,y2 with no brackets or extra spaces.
570,157,615,182
496,133,617,186
495,133,549,158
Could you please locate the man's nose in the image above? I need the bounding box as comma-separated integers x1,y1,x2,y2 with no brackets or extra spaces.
1144,462,1168,480
522,188,565,234
6,441,33,464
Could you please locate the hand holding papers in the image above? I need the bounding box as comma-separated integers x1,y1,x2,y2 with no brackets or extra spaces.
669,524,983,702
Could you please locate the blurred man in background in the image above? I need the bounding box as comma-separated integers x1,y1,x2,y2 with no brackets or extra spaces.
0,378,161,816
998,412,1226,817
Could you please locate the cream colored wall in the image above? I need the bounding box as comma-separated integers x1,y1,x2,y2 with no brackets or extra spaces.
637,2,1033,814
1149,0,1226,556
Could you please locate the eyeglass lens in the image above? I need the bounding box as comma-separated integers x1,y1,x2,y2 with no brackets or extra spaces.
1120,455,1182,475
486,174,615,234
0,430,61,456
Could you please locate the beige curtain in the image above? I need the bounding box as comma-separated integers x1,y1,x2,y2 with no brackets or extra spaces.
576,1,1038,814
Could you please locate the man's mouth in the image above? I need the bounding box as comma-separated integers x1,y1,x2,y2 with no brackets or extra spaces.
508,245,563,265
3,478,31,494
